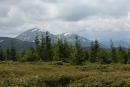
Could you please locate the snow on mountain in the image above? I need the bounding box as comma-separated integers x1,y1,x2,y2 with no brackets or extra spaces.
31,28,40,32
62,32,70,36
16,28,58,43
61,33,90,47
16,28,91,47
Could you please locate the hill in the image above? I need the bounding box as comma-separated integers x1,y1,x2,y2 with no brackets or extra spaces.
0,37,34,51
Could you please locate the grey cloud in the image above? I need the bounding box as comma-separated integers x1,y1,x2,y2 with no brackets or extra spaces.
0,0,130,39
58,5,96,21
57,0,130,21
40,0,62,3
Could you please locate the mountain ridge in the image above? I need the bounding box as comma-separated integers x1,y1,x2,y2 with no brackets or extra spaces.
16,28,91,47
0,28,130,50
0,37,34,51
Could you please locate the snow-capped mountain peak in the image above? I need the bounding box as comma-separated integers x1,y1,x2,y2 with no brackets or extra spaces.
63,32,70,36
16,28,57,42
30,28,41,32
29,28,46,33
16,28,91,47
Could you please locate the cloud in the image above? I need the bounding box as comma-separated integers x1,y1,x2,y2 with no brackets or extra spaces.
128,12,130,19
0,0,130,41
56,0,130,21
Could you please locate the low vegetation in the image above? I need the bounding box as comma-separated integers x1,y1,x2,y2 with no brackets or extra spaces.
0,62,130,87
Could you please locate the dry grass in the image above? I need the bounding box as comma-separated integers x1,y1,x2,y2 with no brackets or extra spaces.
0,62,130,87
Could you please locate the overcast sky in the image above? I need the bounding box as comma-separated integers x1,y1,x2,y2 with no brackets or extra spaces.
0,0,130,40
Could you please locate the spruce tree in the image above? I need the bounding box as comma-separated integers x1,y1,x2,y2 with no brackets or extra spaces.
83,49,89,61
89,40,100,63
10,45,17,61
53,39,64,61
123,51,128,64
71,36,84,65
40,35,45,61
111,41,118,63
5,45,17,61
6,48,11,60
89,41,96,62
0,46,4,61
53,39,70,62
98,49,110,64
5,43,17,61
20,49,26,61
118,46,128,64
61,39,71,62
22,47,38,62
44,32,52,61
35,35,41,61
118,46,123,63
127,49,130,64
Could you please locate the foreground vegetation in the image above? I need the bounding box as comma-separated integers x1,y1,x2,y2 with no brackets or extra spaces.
0,62,130,87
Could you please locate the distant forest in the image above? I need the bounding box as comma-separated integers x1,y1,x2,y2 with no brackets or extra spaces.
0,32,130,65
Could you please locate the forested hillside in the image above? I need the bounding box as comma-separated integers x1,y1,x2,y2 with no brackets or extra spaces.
0,31,130,65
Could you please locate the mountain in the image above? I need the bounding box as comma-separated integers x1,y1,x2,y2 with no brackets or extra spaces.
58,33,91,47
0,37,34,51
101,40,130,48
1,28,129,49
16,28,91,47
16,28,57,43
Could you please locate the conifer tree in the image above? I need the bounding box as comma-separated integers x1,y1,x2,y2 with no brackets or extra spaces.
53,39,64,61
98,49,110,64
84,50,89,61
89,40,100,63
123,51,128,64
111,41,118,63
89,41,96,62
6,48,11,60
35,35,42,61
118,46,128,64
53,39,70,62
62,39,71,62
10,45,17,61
5,44,17,61
5,43,17,61
44,32,52,61
22,47,38,62
20,49,26,61
0,46,4,61
127,49,130,64
71,36,84,65
118,46,123,63
40,35,45,61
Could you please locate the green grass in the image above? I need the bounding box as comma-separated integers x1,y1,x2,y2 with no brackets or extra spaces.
0,62,130,87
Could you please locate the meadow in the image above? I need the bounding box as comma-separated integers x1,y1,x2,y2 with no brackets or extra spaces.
0,62,130,87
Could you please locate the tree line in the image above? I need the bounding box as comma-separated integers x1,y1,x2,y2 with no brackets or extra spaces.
0,32,130,65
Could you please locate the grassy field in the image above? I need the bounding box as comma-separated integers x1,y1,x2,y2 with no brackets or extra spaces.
0,62,130,87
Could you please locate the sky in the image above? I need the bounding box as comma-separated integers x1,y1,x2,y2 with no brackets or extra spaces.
0,0,130,41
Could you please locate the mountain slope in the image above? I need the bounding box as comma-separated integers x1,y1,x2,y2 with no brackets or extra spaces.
3,28,129,49
0,37,34,51
58,33,91,47
101,40,130,48
16,28,58,43
16,28,91,47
